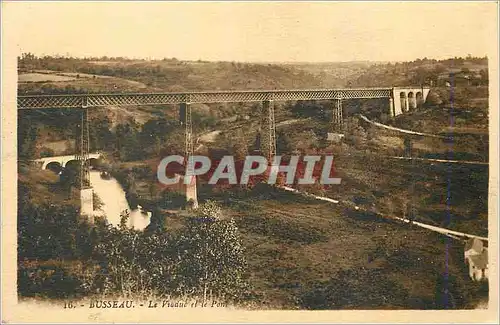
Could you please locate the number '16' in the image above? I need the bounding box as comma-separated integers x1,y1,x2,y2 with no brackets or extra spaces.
64,301,76,309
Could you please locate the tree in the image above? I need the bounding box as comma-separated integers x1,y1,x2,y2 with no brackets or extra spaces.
148,182,157,199
18,200,83,260
145,207,166,232
93,192,104,211
161,190,187,209
59,165,80,191
93,211,156,297
252,132,262,153
18,118,41,159
276,130,293,155
290,100,328,119
412,67,430,85
140,119,179,149
232,141,248,162
344,117,367,149
159,129,185,157
153,136,163,157
115,122,143,161
39,147,55,158
176,201,248,303
89,115,114,151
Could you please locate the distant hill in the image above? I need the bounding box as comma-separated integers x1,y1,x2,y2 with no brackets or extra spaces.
345,56,488,88
18,54,488,94
283,61,378,87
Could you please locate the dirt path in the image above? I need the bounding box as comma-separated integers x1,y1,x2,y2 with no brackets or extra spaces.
387,156,488,165
198,130,221,143
359,114,447,139
193,117,306,152
276,118,306,127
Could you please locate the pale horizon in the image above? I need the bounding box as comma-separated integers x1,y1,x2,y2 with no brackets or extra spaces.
3,1,497,63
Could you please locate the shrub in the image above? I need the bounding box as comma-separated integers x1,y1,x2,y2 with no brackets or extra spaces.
93,192,104,210
27,202,249,303
174,202,250,302
39,147,55,158
18,202,92,260
160,190,187,209
18,263,84,299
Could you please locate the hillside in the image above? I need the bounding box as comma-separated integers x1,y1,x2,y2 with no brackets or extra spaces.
18,69,153,94
18,55,489,93
283,61,378,87
209,188,486,309
346,57,488,88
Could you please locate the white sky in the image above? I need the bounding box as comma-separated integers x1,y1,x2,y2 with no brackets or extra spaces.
3,1,498,62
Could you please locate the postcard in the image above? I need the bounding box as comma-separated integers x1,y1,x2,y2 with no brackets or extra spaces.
2,1,498,323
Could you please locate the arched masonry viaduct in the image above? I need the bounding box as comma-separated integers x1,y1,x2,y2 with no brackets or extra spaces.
34,153,101,170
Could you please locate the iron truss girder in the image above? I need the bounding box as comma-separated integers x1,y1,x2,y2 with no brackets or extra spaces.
18,88,394,109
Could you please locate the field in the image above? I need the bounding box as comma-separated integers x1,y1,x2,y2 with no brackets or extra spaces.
19,73,78,83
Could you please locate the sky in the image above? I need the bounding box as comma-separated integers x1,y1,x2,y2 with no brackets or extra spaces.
3,1,498,63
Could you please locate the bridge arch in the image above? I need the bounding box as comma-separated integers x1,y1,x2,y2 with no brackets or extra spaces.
408,92,416,110
65,159,80,171
416,91,424,108
46,161,63,174
400,92,408,112
88,157,99,169
35,153,101,171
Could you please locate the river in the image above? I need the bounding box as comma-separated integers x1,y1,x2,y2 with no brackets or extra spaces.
89,170,151,231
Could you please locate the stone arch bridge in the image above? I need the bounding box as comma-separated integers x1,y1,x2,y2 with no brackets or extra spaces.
34,152,102,171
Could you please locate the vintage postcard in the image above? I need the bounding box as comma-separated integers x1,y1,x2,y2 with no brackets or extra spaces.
1,1,499,323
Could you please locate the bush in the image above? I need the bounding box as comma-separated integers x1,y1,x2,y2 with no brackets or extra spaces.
93,192,104,210
18,263,84,299
90,203,249,302
18,202,250,303
39,147,55,158
18,201,93,260
160,190,187,209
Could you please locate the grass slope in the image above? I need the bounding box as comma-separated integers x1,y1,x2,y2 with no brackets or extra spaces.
197,188,487,309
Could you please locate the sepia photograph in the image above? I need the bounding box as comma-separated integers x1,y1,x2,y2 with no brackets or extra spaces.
1,1,499,323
